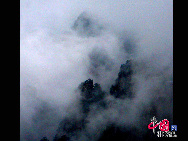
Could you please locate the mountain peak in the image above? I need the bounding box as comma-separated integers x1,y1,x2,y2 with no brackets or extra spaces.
72,12,103,37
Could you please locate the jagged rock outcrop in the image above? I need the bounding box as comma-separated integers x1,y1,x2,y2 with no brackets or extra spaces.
78,79,106,114
54,79,106,140
72,12,103,37
110,60,133,98
50,59,172,141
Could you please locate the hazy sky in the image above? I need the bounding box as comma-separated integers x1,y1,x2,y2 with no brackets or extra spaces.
20,0,173,140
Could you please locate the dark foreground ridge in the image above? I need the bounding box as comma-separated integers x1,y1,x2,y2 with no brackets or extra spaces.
40,59,171,141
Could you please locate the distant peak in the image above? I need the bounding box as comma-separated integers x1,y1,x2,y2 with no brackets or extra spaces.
72,12,103,37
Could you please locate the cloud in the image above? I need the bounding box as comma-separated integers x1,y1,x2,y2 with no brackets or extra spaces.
20,0,173,140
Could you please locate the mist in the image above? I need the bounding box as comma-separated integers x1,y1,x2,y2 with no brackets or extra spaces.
20,0,173,140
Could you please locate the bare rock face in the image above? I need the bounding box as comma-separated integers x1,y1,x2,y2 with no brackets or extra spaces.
110,60,133,99
72,12,103,37
78,79,106,114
